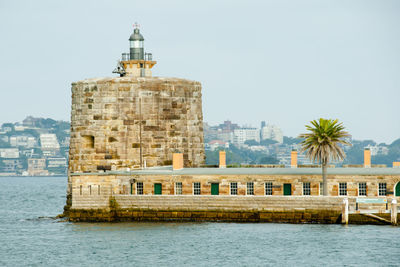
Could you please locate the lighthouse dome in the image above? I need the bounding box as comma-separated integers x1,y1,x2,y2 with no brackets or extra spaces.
129,28,144,41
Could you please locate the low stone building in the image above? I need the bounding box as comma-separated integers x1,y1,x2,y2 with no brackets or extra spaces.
71,167,400,202
66,165,400,223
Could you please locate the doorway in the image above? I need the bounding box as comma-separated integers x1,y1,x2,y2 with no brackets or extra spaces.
211,183,219,195
283,184,292,196
154,183,162,195
395,182,400,197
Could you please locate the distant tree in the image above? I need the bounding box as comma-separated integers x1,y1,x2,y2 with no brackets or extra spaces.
39,118,57,128
19,129,40,138
244,140,259,146
260,139,278,146
205,150,219,165
259,155,279,164
0,138,11,148
299,119,351,196
205,148,246,165
1,123,14,129
390,138,400,151
283,136,302,145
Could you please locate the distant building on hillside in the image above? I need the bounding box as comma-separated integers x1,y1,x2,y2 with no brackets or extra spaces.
1,123,13,133
14,125,27,131
22,116,36,127
365,145,389,156
0,148,19,158
261,124,283,144
218,120,239,132
0,159,23,174
27,158,48,176
277,151,312,166
10,135,37,148
40,134,60,156
47,157,67,169
233,128,260,146
216,130,233,143
61,136,70,147
207,140,229,151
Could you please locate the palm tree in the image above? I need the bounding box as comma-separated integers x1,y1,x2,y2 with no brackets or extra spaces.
298,119,351,196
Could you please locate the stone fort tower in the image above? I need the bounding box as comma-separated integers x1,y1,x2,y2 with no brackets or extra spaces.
68,26,205,176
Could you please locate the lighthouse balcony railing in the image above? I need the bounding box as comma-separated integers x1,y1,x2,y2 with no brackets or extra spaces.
121,53,153,61
121,53,130,61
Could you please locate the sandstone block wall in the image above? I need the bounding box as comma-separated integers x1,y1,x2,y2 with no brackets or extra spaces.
69,76,205,174
70,173,400,210
66,208,400,224
87,173,399,197
67,173,400,223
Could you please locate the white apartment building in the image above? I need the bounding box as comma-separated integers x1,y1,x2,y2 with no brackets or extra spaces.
10,136,37,148
47,157,67,168
40,134,60,150
233,128,260,146
261,124,283,144
0,148,19,158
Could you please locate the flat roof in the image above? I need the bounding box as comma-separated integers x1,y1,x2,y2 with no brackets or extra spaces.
71,167,400,176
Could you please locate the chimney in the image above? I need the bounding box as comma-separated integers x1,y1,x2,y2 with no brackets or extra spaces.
364,148,371,168
219,150,226,168
173,153,183,170
291,150,298,168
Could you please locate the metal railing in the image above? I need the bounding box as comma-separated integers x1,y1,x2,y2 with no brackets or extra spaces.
121,52,153,61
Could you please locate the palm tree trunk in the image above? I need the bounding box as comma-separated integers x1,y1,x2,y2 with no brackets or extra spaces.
322,163,328,196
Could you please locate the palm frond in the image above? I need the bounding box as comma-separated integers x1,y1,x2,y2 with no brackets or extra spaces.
298,118,351,164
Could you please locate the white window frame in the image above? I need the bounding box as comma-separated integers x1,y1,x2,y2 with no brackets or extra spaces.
247,182,254,195
230,182,238,195
358,182,367,196
378,183,387,196
193,182,201,195
136,182,144,195
303,182,311,196
339,182,347,196
265,182,273,196
175,182,182,195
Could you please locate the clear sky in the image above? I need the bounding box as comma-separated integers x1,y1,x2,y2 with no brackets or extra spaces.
0,0,399,144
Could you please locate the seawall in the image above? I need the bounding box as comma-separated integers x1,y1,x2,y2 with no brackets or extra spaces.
65,195,398,225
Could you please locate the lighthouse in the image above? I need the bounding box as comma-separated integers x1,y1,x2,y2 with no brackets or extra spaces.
129,27,144,60
113,24,157,77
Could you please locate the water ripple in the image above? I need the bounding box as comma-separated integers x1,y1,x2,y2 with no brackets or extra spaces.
1,176,400,266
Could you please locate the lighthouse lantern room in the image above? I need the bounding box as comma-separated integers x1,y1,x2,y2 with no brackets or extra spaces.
113,23,157,77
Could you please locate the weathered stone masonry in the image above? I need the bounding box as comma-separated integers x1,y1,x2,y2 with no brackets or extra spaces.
66,169,400,223
69,76,205,174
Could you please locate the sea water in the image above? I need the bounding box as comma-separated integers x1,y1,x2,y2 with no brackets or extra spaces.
1,176,399,266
